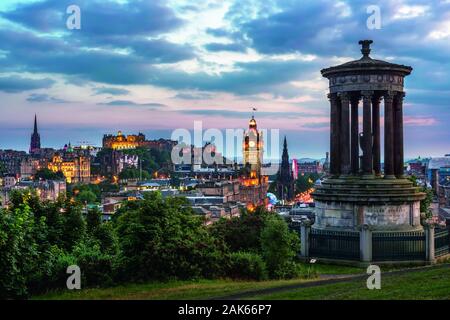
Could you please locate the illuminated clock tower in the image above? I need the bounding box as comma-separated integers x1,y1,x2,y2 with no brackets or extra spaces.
243,115,264,180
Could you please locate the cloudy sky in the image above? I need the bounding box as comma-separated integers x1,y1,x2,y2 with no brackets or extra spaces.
0,0,449,159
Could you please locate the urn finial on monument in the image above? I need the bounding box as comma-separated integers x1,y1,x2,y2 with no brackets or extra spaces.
358,39,373,58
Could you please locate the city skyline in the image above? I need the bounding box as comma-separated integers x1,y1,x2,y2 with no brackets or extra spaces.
0,0,449,158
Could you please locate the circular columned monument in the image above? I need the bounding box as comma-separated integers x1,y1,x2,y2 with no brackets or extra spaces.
312,40,425,232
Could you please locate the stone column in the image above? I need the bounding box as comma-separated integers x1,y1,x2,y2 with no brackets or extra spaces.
350,95,360,175
361,91,373,177
424,222,436,263
339,92,351,176
300,220,312,258
384,91,396,179
360,224,372,262
394,92,405,178
328,93,340,177
372,95,381,176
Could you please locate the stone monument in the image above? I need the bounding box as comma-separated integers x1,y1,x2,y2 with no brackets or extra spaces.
312,40,425,232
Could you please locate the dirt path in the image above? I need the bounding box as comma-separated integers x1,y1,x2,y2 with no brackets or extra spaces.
212,263,450,300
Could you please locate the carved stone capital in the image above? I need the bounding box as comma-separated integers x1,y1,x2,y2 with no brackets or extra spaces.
327,93,338,102
384,90,396,103
396,91,406,101
338,92,350,103
361,90,374,101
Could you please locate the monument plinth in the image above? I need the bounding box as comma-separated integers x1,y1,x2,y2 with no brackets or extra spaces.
312,40,425,232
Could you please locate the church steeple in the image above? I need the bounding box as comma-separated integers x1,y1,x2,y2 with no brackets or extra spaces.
277,136,294,202
30,114,41,154
33,114,38,134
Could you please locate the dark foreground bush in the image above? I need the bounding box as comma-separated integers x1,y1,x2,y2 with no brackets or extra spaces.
227,252,268,281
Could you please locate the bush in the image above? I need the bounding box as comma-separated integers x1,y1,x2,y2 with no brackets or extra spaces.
261,215,301,279
227,252,268,281
210,207,270,253
71,240,115,287
115,192,228,282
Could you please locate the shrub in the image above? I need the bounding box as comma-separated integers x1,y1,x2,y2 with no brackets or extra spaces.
115,192,228,282
227,252,268,281
261,215,300,279
71,240,115,287
210,207,270,253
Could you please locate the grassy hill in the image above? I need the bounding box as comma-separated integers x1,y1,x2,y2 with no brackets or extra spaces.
34,264,450,300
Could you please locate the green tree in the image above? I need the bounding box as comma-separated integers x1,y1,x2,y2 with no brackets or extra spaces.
210,207,270,253
62,201,86,251
115,192,227,281
295,172,320,194
260,215,300,278
34,168,64,181
118,168,151,180
86,207,102,234
76,190,98,204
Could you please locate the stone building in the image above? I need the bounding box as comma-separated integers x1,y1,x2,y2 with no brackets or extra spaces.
48,153,90,184
103,131,176,151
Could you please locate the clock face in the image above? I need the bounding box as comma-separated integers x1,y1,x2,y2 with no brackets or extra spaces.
249,141,256,148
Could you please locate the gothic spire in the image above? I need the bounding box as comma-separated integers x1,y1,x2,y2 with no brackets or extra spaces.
34,114,38,134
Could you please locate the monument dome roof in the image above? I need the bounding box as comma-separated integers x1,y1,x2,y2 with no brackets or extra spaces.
321,40,412,78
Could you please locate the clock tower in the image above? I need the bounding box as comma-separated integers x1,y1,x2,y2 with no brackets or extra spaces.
242,115,264,180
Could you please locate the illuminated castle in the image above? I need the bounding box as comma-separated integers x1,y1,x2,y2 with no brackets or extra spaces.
103,131,177,151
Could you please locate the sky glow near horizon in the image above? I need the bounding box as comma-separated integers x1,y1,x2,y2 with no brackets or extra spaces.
0,0,449,159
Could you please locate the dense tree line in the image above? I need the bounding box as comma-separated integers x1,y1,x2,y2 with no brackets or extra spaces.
0,190,302,299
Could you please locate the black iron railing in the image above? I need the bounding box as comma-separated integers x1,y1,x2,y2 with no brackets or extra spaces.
435,227,450,258
372,231,425,261
309,229,360,260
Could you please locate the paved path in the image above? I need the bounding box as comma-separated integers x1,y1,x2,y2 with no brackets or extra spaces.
212,263,450,300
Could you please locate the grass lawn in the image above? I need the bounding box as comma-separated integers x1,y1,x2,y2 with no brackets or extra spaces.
33,263,364,300
34,278,317,300
248,265,450,300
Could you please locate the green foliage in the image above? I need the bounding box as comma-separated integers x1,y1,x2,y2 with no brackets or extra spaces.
227,252,268,280
211,206,301,280
0,162,6,176
118,168,151,180
0,189,303,298
70,184,101,203
261,215,301,279
34,168,64,181
76,190,98,204
61,201,86,251
0,204,37,298
115,192,227,281
122,147,171,175
210,207,270,253
86,207,102,234
71,239,115,287
295,173,320,194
